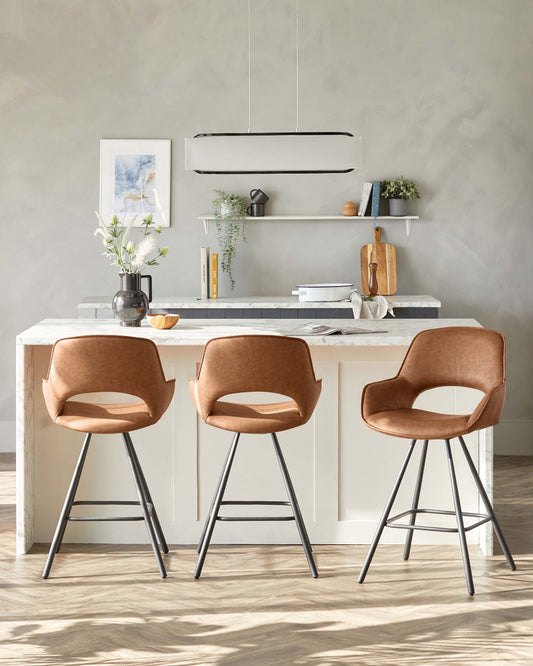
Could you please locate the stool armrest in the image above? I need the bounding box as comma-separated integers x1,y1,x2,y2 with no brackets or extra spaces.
362,376,417,420
42,378,64,420
146,379,176,422
466,383,505,431
189,379,210,421
295,379,322,421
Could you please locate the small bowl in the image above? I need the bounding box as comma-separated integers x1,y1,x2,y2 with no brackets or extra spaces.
147,314,180,330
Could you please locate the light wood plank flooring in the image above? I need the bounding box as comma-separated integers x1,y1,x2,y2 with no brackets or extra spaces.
1,453,532,665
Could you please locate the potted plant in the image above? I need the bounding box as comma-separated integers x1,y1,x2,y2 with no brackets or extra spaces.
94,212,169,326
212,190,247,290
381,176,420,216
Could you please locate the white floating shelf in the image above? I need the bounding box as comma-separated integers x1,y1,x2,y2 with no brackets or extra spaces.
198,215,419,236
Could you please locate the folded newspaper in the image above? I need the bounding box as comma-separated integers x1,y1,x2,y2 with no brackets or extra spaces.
280,323,386,336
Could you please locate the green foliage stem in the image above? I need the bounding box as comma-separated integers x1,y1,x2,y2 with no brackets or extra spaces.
212,190,247,290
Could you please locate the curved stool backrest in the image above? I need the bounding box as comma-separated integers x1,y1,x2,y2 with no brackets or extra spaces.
43,335,175,421
400,326,505,393
193,335,321,420
400,327,506,431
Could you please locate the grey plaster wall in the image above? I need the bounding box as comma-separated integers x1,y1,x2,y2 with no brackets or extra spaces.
2,0,532,452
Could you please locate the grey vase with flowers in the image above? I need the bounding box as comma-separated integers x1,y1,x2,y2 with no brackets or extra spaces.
94,212,169,326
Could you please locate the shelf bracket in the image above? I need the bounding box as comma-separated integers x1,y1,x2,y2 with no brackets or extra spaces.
406,219,411,237
203,219,209,235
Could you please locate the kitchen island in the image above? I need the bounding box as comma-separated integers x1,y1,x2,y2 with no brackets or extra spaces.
17,318,492,557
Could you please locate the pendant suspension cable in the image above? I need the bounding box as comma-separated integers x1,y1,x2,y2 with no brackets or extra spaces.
295,0,299,132
248,0,252,133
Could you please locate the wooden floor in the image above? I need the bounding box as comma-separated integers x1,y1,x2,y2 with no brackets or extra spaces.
1,454,533,665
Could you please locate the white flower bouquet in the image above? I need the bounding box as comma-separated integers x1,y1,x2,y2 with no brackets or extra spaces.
94,212,169,273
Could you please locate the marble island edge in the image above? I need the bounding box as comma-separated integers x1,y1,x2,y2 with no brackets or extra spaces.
17,317,480,348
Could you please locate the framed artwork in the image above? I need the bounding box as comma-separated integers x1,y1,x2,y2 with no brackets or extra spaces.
99,139,171,227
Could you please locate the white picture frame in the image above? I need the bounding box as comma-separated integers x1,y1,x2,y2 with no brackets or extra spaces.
99,139,171,227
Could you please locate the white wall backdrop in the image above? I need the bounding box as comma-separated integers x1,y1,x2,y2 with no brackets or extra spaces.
2,0,532,452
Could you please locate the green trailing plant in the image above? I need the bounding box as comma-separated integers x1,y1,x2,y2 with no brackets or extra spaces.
212,190,247,290
94,212,169,273
381,176,421,200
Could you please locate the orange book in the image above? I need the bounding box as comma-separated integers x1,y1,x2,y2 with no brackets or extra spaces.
211,253,218,300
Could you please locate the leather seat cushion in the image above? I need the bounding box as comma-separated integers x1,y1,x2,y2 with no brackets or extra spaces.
206,400,305,434
365,408,471,439
55,400,156,434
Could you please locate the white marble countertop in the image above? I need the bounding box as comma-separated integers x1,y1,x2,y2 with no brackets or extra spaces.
77,295,441,310
17,318,479,347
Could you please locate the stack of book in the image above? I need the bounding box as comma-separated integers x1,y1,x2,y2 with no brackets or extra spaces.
358,181,381,217
200,247,218,300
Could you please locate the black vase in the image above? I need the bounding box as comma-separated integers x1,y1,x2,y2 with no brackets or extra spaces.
112,273,152,327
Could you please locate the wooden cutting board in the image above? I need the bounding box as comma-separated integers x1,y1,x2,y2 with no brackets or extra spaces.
360,226,397,295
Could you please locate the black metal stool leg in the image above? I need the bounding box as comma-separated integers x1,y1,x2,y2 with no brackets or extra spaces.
42,433,92,579
358,440,417,584
123,434,167,579
271,433,318,578
56,434,94,556
403,440,428,561
271,433,312,554
197,456,228,554
445,439,474,596
125,432,169,554
458,435,516,571
195,433,240,579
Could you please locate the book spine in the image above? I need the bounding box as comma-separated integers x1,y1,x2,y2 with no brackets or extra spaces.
211,253,218,300
358,182,372,216
200,246,209,299
371,181,381,217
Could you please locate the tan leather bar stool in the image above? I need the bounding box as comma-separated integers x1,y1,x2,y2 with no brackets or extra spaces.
358,326,516,595
190,335,322,578
41,335,175,579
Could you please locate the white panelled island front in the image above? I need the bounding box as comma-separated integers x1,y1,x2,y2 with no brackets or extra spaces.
16,318,493,557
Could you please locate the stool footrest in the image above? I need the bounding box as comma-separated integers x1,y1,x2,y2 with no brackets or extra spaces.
72,501,141,506
217,499,294,521
217,516,295,522
387,508,492,533
220,501,291,506
69,500,148,522
67,516,145,522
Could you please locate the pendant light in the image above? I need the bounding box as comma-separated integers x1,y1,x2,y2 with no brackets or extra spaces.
185,0,361,175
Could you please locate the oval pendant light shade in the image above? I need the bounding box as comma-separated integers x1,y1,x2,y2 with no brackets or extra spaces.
184,132,362,175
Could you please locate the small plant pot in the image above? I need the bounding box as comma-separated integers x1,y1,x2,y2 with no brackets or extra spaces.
220,203,242,218
389,199,408,216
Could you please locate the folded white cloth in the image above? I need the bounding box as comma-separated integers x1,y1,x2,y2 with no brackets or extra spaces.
350,291,392,319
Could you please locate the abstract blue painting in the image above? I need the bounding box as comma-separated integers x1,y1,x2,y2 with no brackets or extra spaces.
100,140,171,226
113,153,156,216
